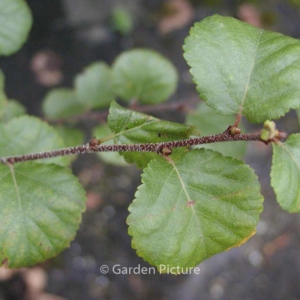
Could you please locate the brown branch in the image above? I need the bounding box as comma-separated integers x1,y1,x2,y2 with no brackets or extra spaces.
0,127,287,165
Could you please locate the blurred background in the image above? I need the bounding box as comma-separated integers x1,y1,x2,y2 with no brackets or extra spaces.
0,0,300,299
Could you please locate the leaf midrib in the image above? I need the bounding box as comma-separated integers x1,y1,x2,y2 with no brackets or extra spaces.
280,142,300,170
239,30,263,113
9,164,22,211
169,159,208,258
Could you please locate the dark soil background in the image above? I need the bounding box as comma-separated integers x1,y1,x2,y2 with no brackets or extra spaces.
1,1,300,299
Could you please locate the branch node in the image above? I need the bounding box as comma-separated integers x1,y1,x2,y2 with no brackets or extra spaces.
276,130,288,141
89,137,101,151
158,145,172,156
260,120,287,144
229,125,242,135
224,126,232,134
7,158,15,165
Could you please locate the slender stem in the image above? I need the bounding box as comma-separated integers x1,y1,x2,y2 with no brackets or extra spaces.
0,128,283,165
233,112,242,127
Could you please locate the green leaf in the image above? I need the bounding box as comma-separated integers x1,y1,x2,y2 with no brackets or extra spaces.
0,116,69,166
0,100,26,123
111,7,133,35
42,88,87,120
127,149,263,273
271,134,300,212
183,15,300,123
54,125,84,164
112,49,178,104
0,0,32,56
75,62,115,109
0,70,7,114
0,69,4,90
55,126,84,148
186,102,247,159
0,162,86,267
93,124,128,166
108,101,199,168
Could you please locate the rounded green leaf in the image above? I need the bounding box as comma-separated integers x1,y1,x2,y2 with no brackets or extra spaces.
0,0,32,56
54,125,85,164
54,125,84,148
0,116,68,166
75,62,115,109
111,7,133,35
0,100,26,123
271,134,300,212
0,162,86,267
0,69,4,90
186,101,247,159
43,88,87,120
183,15,300,123
127,149,263,272
0,70,7,113
112,49,178,104
108,101,199,168
93,124,128,166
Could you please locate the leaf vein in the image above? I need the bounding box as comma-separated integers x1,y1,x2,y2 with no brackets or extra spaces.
240,30,263,112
